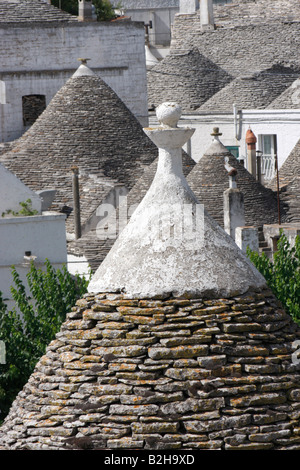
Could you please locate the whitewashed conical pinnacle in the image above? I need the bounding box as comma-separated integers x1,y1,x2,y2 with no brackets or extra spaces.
88,102,266,298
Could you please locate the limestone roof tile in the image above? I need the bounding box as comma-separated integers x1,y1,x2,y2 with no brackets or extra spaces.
268,77,300,109
148,0,300,112
147,49,233,112
186,133,288,228
0,0,78,23
0,64,158,234
198,66,300,112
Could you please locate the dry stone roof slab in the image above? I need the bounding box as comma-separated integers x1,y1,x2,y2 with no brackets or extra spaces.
269,77,300,109
147,49,233,112
198,66,300,112
148,1,300,112
186,136,288,228
0,0,78,23
213,0,300,28
0,289,300,450
0,65,157,235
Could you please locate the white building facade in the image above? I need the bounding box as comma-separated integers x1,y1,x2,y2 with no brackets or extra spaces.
162,109,300,183
0,163,67,309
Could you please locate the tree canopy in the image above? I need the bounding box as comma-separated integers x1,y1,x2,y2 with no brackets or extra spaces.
50,0,118,21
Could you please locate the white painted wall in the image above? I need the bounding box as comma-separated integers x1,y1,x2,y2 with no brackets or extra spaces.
120,0,179,46
0,213,67,310
159,109,300,172
0,163,42,216
0,20,148,142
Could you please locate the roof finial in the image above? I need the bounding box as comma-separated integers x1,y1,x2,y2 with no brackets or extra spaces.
224,156,238,189
156,102,182,128
77,58,91,65
211,127,222,137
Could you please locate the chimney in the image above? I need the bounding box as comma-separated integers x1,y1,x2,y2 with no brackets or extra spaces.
71,165,81,240
78,0,95,22
200,0,215,30
180,0,199,14
245,127,257,179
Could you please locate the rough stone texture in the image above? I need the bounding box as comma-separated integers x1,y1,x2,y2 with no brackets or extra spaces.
147,0,300,112
0,66,158,235
187,137,288,228
198,66,300,112
1,289,300,450
212,0,300,28
269,78,300,110
147,48,233,112
0,0,78,23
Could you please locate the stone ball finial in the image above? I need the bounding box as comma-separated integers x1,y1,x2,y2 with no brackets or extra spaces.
211,127,222,137
77,58,91,65
156,102,182,128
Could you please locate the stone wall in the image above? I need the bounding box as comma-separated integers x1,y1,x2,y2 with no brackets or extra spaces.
0,20,148,141
1,288,300,450
170,14,300,77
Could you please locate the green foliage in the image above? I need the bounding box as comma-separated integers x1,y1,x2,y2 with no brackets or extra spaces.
0,260,90,421
2,199,39,218
247,232,300,324
50,0,78,15
50,0,120,21
93,0,118,21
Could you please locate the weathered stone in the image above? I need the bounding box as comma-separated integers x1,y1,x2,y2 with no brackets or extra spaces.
1,290,300,451
197,355,227,369
109,404,159,416
131,422,179,434
148,345,209,360
230,393,287,408
184,414,251,433
93,346,147,358
160,398,225,415
107,437,144,448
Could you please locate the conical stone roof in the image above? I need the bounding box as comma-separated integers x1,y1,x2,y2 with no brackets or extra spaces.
269,77,300,109
186,130,288,228
0,0,78,23
1,103,300,451
0,63,157,235
147,49,233,112
198,66,300,112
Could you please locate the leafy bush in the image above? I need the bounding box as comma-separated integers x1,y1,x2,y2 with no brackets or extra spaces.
247,232,300,324
2,198,39,218
50,0,119,21
0,260,90,421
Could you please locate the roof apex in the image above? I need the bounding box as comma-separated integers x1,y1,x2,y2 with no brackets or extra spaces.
72,60,96,78
88,103,266,299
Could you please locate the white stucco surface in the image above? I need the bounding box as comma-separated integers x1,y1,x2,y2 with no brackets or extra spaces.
175,110,300,170
89,103,266,298
0,212,67,308
0,162,42,215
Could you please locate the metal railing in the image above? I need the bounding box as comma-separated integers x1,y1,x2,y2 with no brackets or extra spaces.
261,154,275,181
